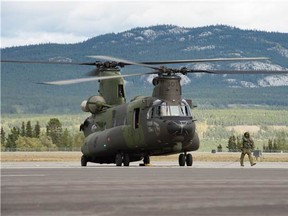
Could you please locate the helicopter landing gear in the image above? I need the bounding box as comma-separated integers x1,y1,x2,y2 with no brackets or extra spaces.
178,152,193,167
115,153,130,167
123,154,130,167
81,155,88,166
179,154,185,166
139,155,151,166
186,153,193,166
143,155,150,165
115,153,122,166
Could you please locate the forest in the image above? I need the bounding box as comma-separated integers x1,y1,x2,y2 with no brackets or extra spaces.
1,118,84,151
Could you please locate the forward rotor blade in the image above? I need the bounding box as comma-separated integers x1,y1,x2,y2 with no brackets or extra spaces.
1,56,269,67
87,55,160,70
1,59,96,66
38,72,156,85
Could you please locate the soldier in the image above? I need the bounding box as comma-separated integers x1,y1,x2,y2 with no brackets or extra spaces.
240,132,256,167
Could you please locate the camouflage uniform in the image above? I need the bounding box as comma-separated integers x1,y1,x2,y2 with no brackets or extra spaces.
240,132,256,166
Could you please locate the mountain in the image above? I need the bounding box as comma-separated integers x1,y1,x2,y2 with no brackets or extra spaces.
1,25,288,114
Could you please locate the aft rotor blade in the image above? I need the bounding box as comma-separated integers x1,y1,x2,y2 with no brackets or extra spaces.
87,55,160,70
187,70,288,74
1,59,96,66
38,72,156,85
140,57,270,65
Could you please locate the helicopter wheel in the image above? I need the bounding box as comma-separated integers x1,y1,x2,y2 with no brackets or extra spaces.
123,154,130,166
178,154,186,166
115,153,123,166
81,155,88,167
186,153,193,166
143,155,150,165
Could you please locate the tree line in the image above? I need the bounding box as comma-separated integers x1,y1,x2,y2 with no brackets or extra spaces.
1,117,287,152
226,132,288,153
263,131,288,152
1,118,84,151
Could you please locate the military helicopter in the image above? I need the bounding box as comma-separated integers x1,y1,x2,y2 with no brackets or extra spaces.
2,56,288,167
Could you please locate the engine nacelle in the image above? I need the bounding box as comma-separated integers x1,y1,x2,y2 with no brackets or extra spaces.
80,96,108,114
81,100,89,112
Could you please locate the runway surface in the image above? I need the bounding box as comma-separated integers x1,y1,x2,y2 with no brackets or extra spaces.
2,162,288,216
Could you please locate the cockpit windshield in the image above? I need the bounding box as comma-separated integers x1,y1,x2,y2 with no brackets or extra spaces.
149,100,191,118
160,104,187,116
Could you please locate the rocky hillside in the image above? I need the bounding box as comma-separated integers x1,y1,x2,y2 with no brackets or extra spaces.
1,25,288,114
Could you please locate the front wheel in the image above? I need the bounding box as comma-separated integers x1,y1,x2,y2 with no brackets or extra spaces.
178,154,186,166
186,153,193,166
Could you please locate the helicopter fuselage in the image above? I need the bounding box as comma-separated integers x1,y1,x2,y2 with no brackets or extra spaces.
80,71,199,164
81,97,199,164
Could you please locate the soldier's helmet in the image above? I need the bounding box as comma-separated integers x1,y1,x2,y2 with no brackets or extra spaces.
244,132,250,138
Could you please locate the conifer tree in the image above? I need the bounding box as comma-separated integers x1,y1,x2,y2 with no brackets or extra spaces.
268,139,273,152
26,121,33,138
46,118,62,146
227,135,237,152
34,121,41,138
6,127,20,151
1,127,6,148
20,122,26,137
60,128,73,149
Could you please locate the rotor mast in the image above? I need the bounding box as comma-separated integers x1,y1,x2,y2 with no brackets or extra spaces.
152,75,182,103
98,69,126,106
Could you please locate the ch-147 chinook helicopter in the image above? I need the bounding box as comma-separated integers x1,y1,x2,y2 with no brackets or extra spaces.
2,56,288,166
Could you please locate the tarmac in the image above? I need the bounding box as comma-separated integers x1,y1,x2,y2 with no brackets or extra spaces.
2,161,288,216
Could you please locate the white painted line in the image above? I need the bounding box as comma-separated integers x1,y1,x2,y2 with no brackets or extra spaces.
2,174,46,177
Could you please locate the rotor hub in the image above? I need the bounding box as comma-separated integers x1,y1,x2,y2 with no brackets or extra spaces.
94,61,126,69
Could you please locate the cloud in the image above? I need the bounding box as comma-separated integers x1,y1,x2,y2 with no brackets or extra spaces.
1,0,288,48
1,32,87,47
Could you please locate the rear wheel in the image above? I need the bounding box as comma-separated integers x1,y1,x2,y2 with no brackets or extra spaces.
81,155,88,167
143,155,150,165
123,154,130,166
115,153,123,166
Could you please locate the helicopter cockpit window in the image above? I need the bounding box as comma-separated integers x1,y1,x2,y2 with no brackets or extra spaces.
149,101,191,118
160,103,187,116
118,84,125,98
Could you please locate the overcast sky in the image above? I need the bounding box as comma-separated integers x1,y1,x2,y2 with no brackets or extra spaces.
1,0,288,48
